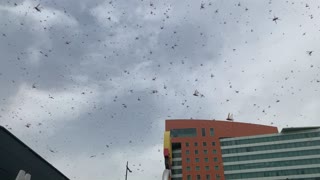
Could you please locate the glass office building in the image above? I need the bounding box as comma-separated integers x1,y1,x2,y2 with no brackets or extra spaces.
220,127,320,180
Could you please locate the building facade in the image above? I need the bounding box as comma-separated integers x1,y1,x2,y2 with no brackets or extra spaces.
220,127,320,180
163,119,278,180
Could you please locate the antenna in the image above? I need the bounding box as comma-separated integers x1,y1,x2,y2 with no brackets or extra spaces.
226,113,234,121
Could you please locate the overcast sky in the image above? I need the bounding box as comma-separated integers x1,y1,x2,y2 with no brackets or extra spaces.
1,0,320,179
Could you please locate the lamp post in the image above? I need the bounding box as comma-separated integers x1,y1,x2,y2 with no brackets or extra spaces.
125,161,132,180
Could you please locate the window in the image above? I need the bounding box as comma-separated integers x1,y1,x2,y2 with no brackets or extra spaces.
213,157,218,162
203,142,207,146
212,149,217,154
223,148,320,162
212,142,216,146
210,128,214,136
186,150,190,155
187,175,192,180
196,166,200,171
223,158,320,171
215,166,219,170
172,169,182,174
204,157,209,162
206,174,211,180
224,167,320,179
216,174,220,180
221,132,320,147
221,139,320,155
186,166,191,171
202,128,206,136
173,152,181,158
195,150,199,154
197,175,201,180
194,142,198,146
186,158,190,163
170,128,197,138
195,158,200,162
205,166,210,171
186,142,189,147
204,150,208,154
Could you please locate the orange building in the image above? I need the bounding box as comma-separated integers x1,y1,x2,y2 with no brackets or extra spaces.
163,119,278,180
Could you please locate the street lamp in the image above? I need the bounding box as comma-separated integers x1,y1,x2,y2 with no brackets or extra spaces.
125,161,132,180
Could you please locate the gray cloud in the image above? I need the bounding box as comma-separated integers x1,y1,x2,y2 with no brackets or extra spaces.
1,0,320,179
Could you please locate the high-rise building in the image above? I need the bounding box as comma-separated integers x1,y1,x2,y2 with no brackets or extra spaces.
220,127,320,180
162,119,278,180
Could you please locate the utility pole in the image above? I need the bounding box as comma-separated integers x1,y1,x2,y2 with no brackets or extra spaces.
125,161,128,180
125,161,132,180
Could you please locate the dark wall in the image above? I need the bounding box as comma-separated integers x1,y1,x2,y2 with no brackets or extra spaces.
0,126,69,180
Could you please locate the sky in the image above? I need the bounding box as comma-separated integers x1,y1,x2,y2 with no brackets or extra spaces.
1,0,320,179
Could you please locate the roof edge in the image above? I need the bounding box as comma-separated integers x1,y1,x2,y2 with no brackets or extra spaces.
281,127,320,133
0,126,70,180
165,119,277,128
